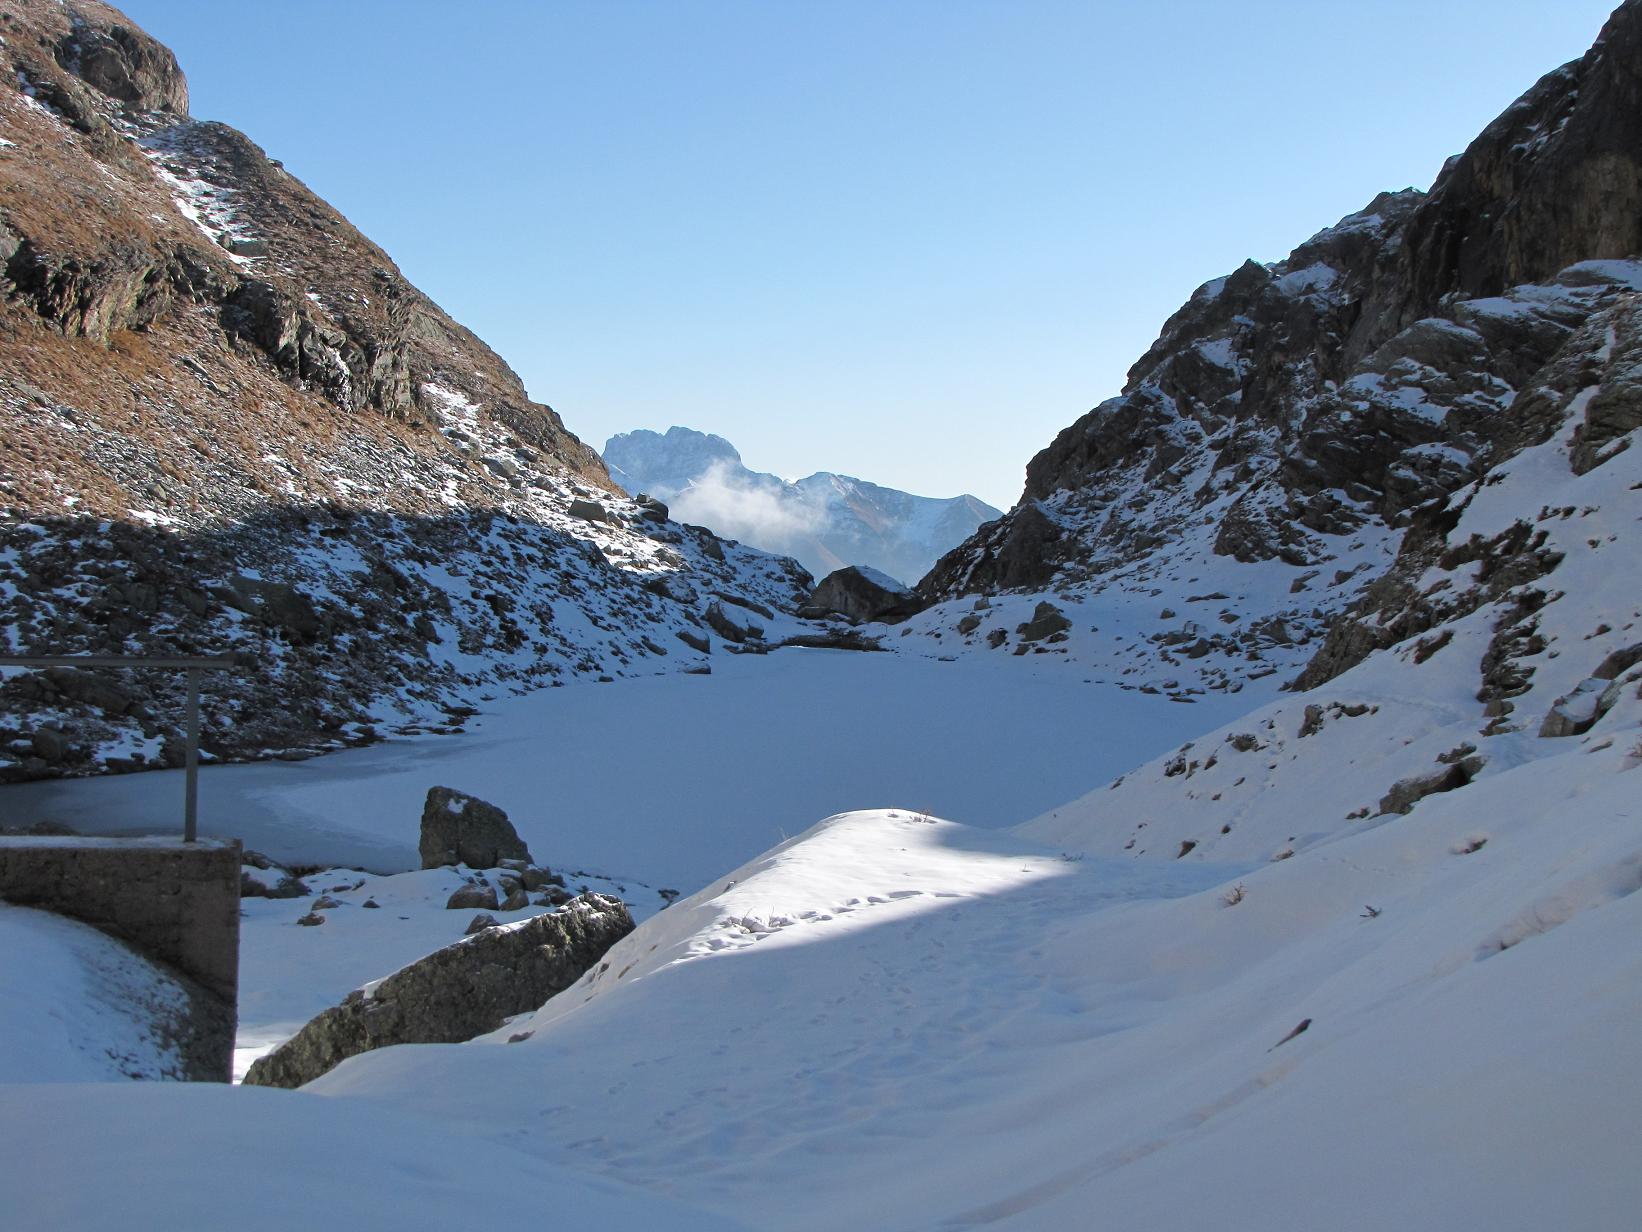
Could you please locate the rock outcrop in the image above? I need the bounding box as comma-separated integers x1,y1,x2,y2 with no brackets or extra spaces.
239,851,308,899
242,893,633,1088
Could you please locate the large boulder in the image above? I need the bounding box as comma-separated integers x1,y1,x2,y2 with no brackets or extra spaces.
1377,755,1486,816
566,498,609,523
1016,601,1072,642
632,493,669,522
444,882,500,911
419,787,532,870
801,566,927,625
243,894,633,1089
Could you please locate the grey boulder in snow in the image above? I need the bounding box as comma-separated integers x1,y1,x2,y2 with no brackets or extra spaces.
419,787,532,870
243,894,634,1089
802,566,928,625
444,882,500,911
239,851,309,899
704,600,764,644
1016,601,1072,642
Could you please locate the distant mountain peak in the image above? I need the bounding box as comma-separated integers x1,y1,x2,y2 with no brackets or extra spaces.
602,427,1001,585
603,427,743,494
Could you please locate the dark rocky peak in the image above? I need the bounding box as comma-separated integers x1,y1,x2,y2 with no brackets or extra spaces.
0,0,186,135
920,5,1640,698
1017,187,1434,517
1389,0,1642,315
926,3,1642,610
0,1,607,498
54,3,189,114
926,189,1434,604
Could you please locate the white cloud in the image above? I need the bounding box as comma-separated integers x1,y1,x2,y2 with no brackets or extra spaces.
668,459,823,554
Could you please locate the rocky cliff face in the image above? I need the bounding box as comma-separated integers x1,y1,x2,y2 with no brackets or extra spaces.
605,426,1001,585
914,0,1642,700
0,0,811,779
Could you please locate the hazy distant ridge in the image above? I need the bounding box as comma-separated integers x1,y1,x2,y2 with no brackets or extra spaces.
604,427,1001,584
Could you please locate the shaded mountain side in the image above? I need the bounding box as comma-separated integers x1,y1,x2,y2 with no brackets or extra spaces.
0,500,809,780
913,0,1642,698
0,0,812,778
604,426,1000,584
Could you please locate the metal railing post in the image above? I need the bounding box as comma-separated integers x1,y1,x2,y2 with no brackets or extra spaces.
184,666,201,843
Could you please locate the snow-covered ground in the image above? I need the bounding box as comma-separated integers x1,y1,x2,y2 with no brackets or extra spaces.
2,595,1636,1229
6,1083,745,1230
314,786,1642,1231
4,647,1260,1080
2,400,1637,1226
0,902,196,1083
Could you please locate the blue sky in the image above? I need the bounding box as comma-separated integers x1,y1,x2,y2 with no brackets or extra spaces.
124,1,1619,509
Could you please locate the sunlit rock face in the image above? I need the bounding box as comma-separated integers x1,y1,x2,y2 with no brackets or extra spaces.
920,1,1642,695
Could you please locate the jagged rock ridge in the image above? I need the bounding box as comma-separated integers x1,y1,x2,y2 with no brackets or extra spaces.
914,0,1642,700
605,426,1001,585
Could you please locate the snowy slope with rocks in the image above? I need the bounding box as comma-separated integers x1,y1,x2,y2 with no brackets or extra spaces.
0,0,812,781
2,1,1641,1229
605,425,1000,584
907,0,1642,696
279,358,1640,1226
900,250,1642,701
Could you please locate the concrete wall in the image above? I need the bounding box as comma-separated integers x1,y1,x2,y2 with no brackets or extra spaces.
0,836,240,1080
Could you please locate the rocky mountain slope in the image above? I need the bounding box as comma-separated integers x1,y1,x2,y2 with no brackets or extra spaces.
911,0,1642,703
605,426,1000,585
0,0,812,781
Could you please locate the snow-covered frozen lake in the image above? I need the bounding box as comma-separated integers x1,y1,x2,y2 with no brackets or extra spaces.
0,648,1262,894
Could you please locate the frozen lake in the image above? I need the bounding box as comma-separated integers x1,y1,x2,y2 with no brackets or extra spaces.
0,648,1261,894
